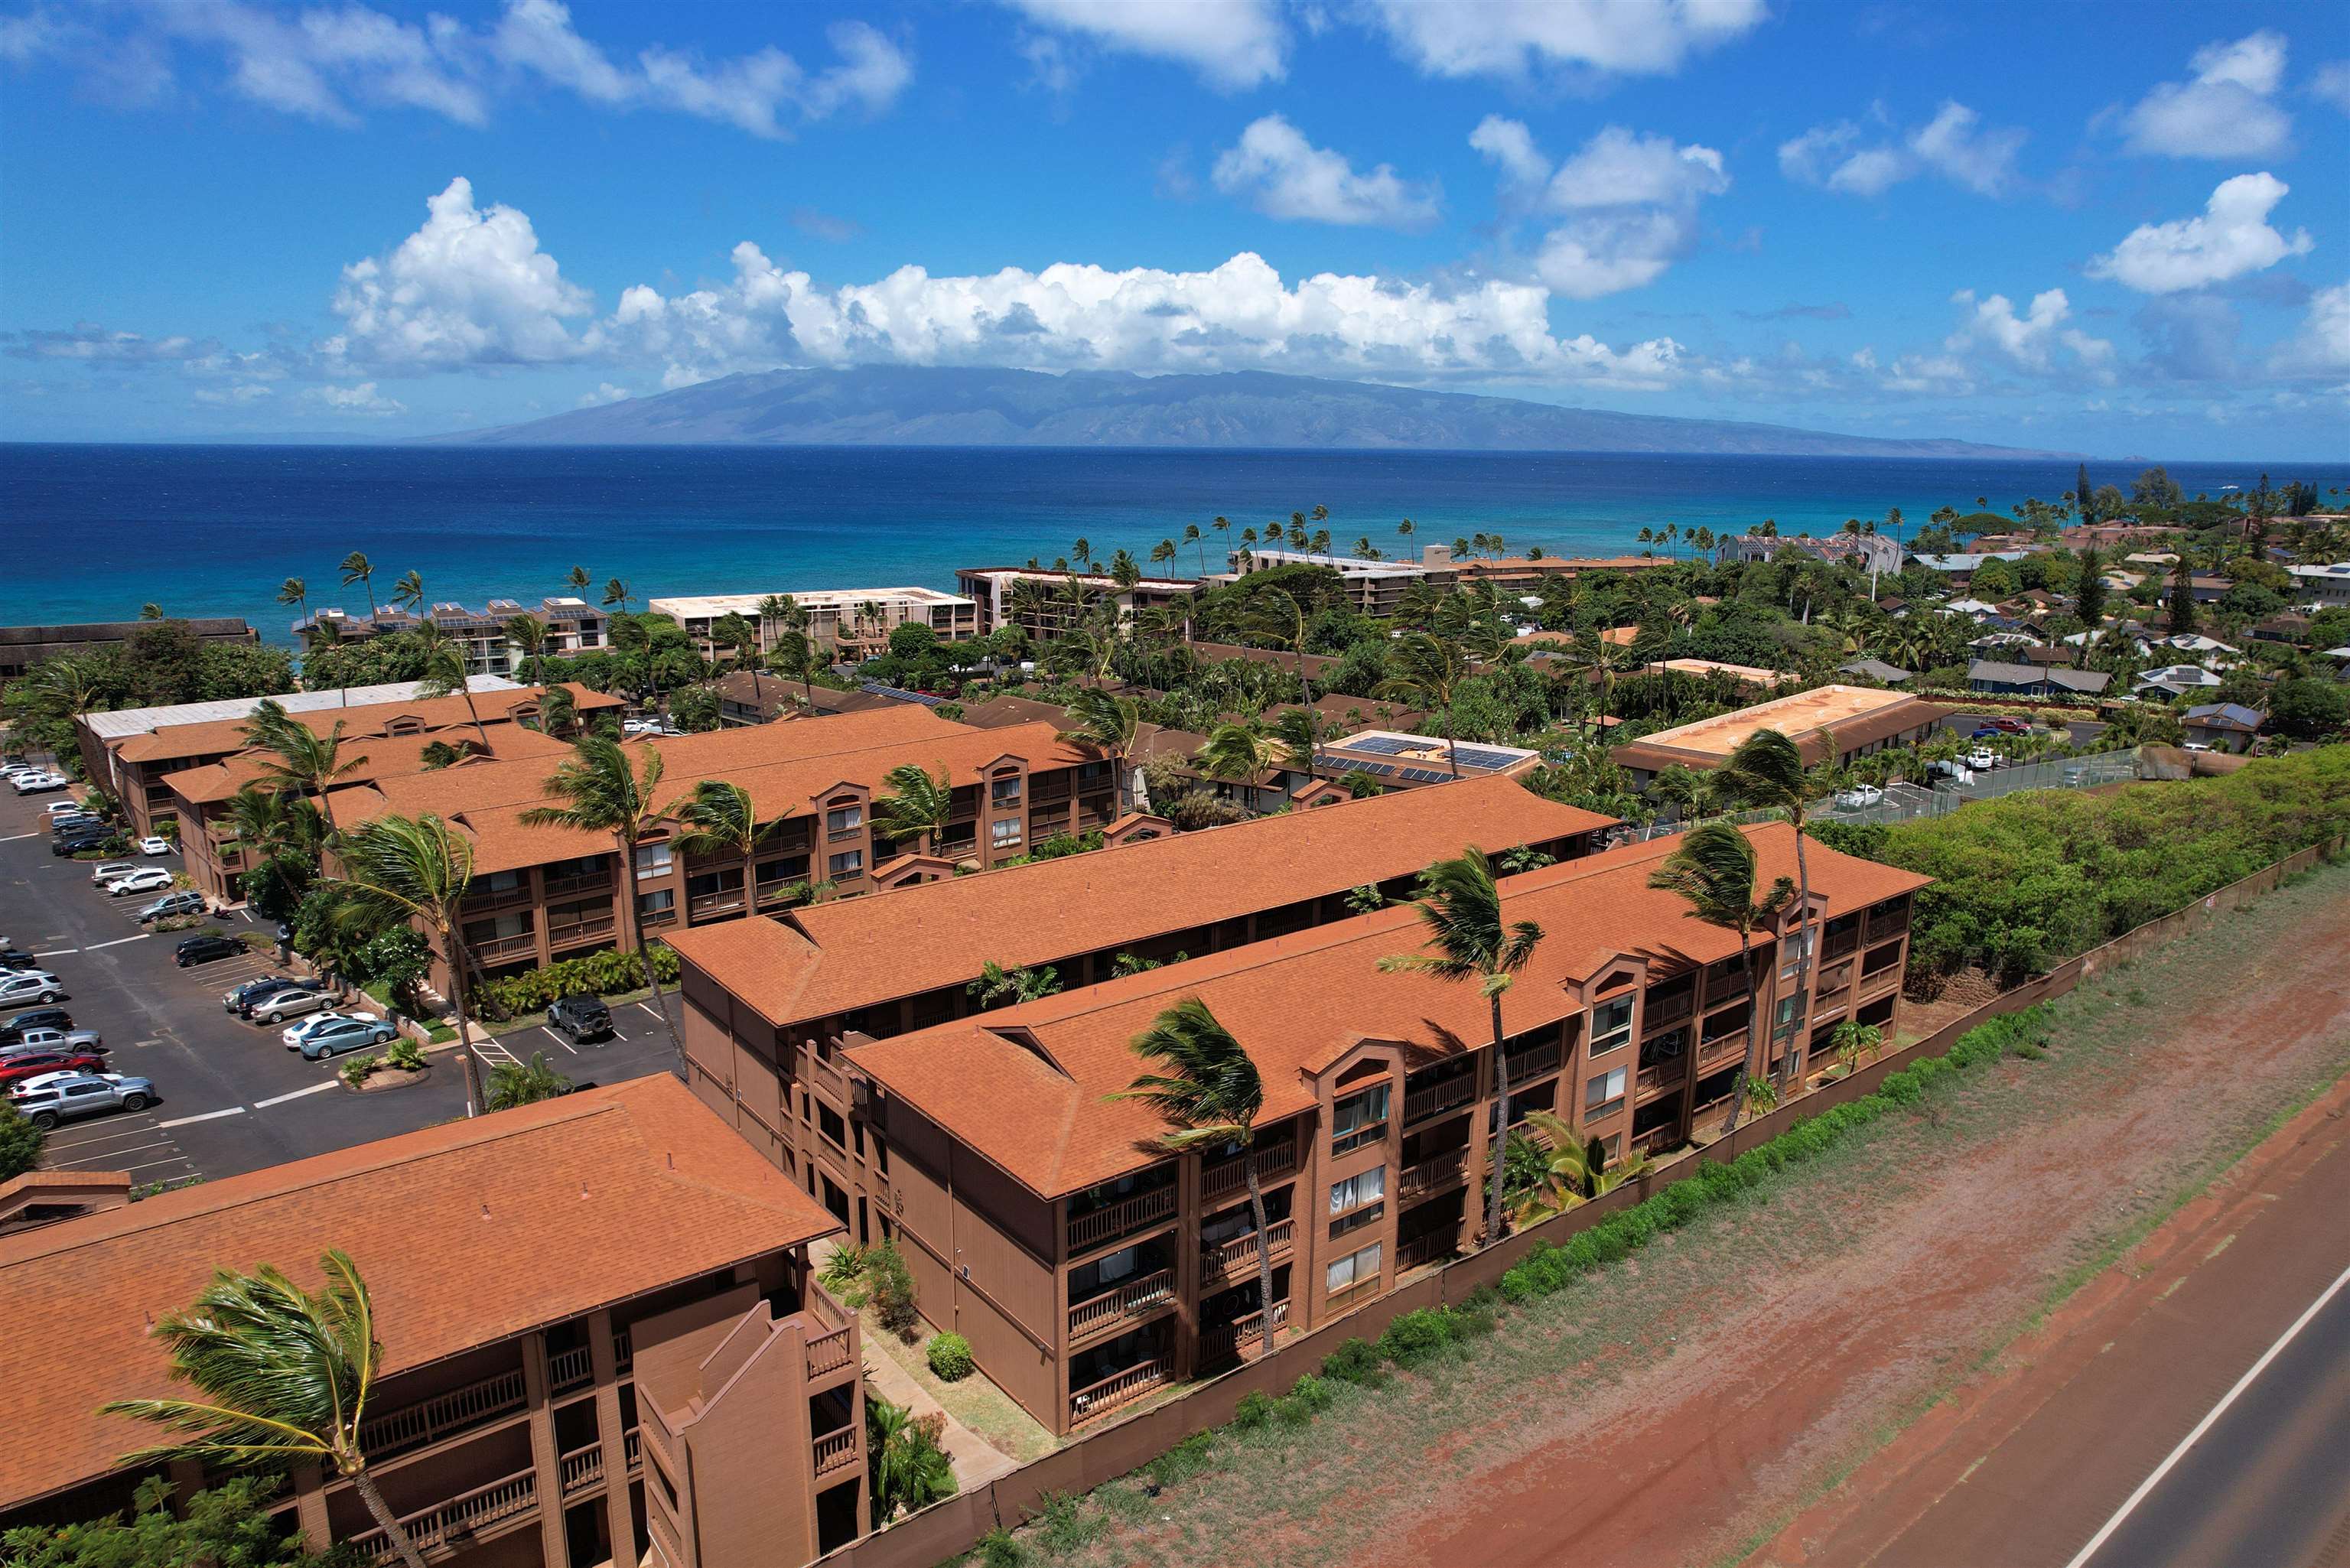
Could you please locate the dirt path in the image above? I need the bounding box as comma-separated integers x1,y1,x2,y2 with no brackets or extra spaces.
1069,860,2350,1568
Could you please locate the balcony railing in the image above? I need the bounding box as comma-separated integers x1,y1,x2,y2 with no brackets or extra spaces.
1823,927,1860,961
1697,1033,1749,1077
467,883,535,912
348,1468,538,1563
1199,1219,1294,1287
467,932,538,964
803,1050,848,1104
623,1427,641,1471
1199,1301,1287,1367
1201,1141,1297,1203
1866,907,1910,945
1643,991,1695,1030
1398,1147,1466,1202
558,1443,604,1498
1067,1186,1177,1253
1859,951,1902,988
1069,1358,1170,1426
804,1323,855,1381
1504,1040,1564,1082
612,1329,633,1375
548,1345,593,1394
1069,1267,1176,1339
686,890,747,920
813,1426,860,1477
1398,1230,1453,1273
542,869,614,899
359,1368,526,1459
546,918,614,951
1402,1075,1476,1125
1635,1059,1687,1102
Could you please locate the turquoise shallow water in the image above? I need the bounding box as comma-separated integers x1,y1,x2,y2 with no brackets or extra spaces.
4,444,2335,641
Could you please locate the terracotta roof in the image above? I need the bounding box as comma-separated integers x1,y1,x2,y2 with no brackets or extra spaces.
0,1075,837,1510
668,775,1615,1033
848,824,1928,1199
160,725,579,807
113,685,623,766
713,672,907,719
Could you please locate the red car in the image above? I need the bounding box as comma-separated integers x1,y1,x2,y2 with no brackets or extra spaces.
0,1049,106,1087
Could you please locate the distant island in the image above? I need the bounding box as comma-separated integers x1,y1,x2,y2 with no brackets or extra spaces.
422,366,2068,458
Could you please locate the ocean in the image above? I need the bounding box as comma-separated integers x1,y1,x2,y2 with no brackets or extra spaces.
4,444,2336,641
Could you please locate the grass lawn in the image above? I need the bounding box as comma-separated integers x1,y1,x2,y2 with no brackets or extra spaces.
861,1311,1062,1466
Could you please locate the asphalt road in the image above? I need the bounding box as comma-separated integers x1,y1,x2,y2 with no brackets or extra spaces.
2,786,682,1183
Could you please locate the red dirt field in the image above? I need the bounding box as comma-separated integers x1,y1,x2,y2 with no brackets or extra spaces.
1347,870,2350,1568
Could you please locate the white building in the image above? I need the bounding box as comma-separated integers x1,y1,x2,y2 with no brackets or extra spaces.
649,587,979,658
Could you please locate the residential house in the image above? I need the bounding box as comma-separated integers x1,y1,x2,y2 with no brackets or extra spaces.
2181,702,2264,753
2134,665,2224,700
2248,612,2313,647
955,568,1197,640
0,1076,866,1568
1907,551,2029,587
649,588,979,662
2285,563,2350,609
2139,633,2241,664
1837,658,1913,685
710,672,917,727
0,619,259,682
1965,661,2112,698
1443,554,1670,591
1611,685,1951,790
1716,533,1906,574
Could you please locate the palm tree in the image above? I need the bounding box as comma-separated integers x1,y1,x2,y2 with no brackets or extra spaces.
1183,522,1204,574
1646,821,1795,1136
389,570,426,620
519,737,685,1070
1194,722,1274,792
1061,688,1142,814
1375,631,1470,774
242,700,360,836
1711,727,1819,1085
871,762,954,855
967,959,1060,1007
504,612,551,688
410,620,490,743
276,577,308,636
486,1051,571,1110
101,1250,430,1568
1507,1108,1651,1221
334,812,490,1118
668,777,784,879
566,564,592,598
601,577,634,617
339,552,378,616
1241,590,1314,708
222,781,325,871
1116,996,1281,1352
864,1393,955,1527
770,628,817,709
1378,848,1544,1248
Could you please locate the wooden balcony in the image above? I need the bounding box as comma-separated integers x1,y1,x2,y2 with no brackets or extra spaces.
467,932,538,964
1069,1358,1170,1426
1068,1268,1176,1340
1865,907,1910,945
1402,1074,1476,1125
686,890,747,921
1067,1186,1177,1253
1643,990,1694,1030
546,918,614,952
1858,955,1902,994
1504,1039,1564,1082
1199,1301,1287,1367
360,1368,525,1459
349,1468,538,1563
803,1049,849,1104
1398,1147,1466,1202
558,1443,603,1498
548,1345,593,1394
1201,1140,1297,1203
1397,1230,1454,1273
1635,1059,1687,1104
1629,1124,1680,1156
612,1329,633,1374
805,1322,856,1380
813,1426,860,1477
1199,1220,1294,1288
542,869,614,899
1696,1033,1749,1077
467,882,535,913
1823,928,1860,961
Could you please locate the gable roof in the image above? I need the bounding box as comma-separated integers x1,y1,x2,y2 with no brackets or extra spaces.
2183,702,2262,730
0,1075,836,1511
160,724,579,807
113,685,623,766
848,823,1928,1199
667,775,1615,1033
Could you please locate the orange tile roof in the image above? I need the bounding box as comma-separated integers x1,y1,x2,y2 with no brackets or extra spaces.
0,1075,837,1511
848,824,1928,1199
112,685,624,765
161,725,579,806
666,775,1614,1032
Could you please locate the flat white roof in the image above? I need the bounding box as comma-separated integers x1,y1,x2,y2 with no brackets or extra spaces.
1237,548,1427,579
958,568,1196,590
649,587,975,617
81,676,525,740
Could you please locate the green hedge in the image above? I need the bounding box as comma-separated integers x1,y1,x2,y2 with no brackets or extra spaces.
472,943,680,1019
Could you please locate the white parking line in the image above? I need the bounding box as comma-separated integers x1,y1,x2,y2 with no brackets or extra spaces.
86,933,152,950
43,1121,163,1150
51,1140,177,1168
540,1026,579,1056
116,1155,196,1175
477,1036,522,1066
32,947,77,958
0,831,33,842
636,1002,662,1020
254,1082,336,1108
159,1106,246,1127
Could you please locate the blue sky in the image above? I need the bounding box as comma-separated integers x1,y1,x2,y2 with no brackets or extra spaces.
2,0,2345,457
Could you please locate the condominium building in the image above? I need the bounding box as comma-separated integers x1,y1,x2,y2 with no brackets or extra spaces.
1443,554,1670,591
1216,548,1457,616
649,588,979,661
297,599,609,676
1714,533,1906,575
955,568,1197,639
0,618,259,682
1610,685,1952,790
0,1075,866,1568
672,824,1922,1436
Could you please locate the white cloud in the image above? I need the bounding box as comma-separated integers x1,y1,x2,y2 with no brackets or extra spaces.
1779,101,2024,197
2270,281,2350,376
1368,0,1766,79
3,324,215,362
994,0,1285,89
1942,287,2113,378
1473,123,1729,298
1210,115,1439,229
2313,61,2350,114
324,177,594,368
309,381,406,415
2085,173,2313,294
577,382,631,406
2122,31,2293,158
194,382,274,406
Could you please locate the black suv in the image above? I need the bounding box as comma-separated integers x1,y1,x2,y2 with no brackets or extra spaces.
0,1007,73,1046
50,833,110,857
224,974,301,1011
547,994,614,1043
175,933,248,968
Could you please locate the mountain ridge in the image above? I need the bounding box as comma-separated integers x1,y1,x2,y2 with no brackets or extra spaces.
421,366,2072,458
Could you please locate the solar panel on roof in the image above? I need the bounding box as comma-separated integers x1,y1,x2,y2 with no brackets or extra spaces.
860,681,946,707
1341,735,1421,756
1399,766,1451,782
1451,747,1522,770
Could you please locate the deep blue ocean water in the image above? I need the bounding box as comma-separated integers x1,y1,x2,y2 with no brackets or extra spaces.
4,444,2337,641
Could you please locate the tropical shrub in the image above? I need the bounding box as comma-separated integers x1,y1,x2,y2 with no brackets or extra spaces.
1319,1335,1385,1384
1229,1390,1276,1430
1376,1307,1459,1368
0,1104,44,1182
926,1332,974,1382
867,1242,919,1339
472,943,681,1019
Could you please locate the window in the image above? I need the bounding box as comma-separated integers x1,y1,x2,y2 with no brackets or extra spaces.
1326,1242,1382,1295
1585,1065,1627,1114
633,841,673,878
991,772,1023,807
1330,1085,1389,1155
1779,930,1813,982
825,803,863,834
991,818,1024,850
1588,996,1634,1058
828,849,864,878
1773,991,1808,1036
636,888,676,922
1328,1166,1385,1216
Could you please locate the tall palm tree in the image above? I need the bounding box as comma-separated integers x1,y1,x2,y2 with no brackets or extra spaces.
339,552,378,616
1378,847,1544,1248
1062,688,1141,815
1241,588,1314,710
1646,820,1795,1135
1711,727,1819,1085
1194,722,1274,793
101,1251,430,1568
334,812,489,1119
519,737,685,1070
1116,996,1281,1352
602,577,634,617
389,570,426,618
872,762,954,856
668,777,784,873
410,620,490,744
504,611,551,688
222,781,325,870
242,700,360,836
1375,631,1470,774
566,564,593,598
276,577,308,636
770,629,817,709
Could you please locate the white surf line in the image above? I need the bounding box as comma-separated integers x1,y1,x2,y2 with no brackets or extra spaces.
2065,1257,2350,1568
159,1105,246,1128
253,1081,337,1108
86,932,152,949
541,1026,580,1056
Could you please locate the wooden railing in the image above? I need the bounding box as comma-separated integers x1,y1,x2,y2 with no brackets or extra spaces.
1859,954,1902,990
1696,1033,1748,1076
359,1368,525,1459
348,1469,538,1562
1068,1268,1175,1339
612,1329,633,1374
1630,1124,1679,1156
1505,1040,1564,1082
813,1426,860,1476
1199,1301,1287,1367
1201,1141,1297,1203
686,890,747,920
1199,1219,1294,1287
1635,1059,1686,1101
548,1345,593,1394
1866,907,1909,945
624,1427,641,1471
558,1443,603,1497
1398,1230,1453,1272
1643,990,1694,1029
1067,1186,1177,1252
1398,1147,1466,1201
466,882,534,912
546,917,614,950
542,869,613,899
804,1324,855,1380
1069,1358,1170,1426
467,932,537,963
803,1050,848,1104
1823,927,1860,961
1402,1075,1475,1124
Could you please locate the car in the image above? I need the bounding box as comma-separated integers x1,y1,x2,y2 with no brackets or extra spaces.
280,1011,361,1047
50,834,111,857
8,1069,156,1130
42,800,90,818
1971,725,2004,740
223,974,301,1010
51,815,106,836
0,1048,108,1087
546,994,614,1043
2183,741,2212,753
1834,785,1886,809
291,1017,395,1059
139,836,174,855
1965,747,1997,771
243,985,330,1024
1985,717,2031,734
137,891,209,924
1927,759,1975,786
0,1007,71,1046
0,947,36,971
88,860,141,887
0,973,66,1007
106,868,176,896
0,1026,103,1055
174,932,249,968
11,772,67,795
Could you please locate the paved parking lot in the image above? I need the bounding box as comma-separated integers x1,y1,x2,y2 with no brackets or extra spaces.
2,789,682,1184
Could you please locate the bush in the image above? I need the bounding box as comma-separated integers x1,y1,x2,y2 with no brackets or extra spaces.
975,1526,1025,1568
926,1332,974,1382
1144,1431,1215,1489
471,943,681,1019
1278,1373,1333,1424
0,1104,44,1183
867,1242,919,1339
1027,1492,1100,1555
1230,1390,1277,1430
1377,1307,1458,1368
1320,1336,1385,1384
339,1055,381,1088
384,1037,426,1071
